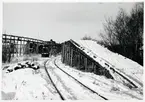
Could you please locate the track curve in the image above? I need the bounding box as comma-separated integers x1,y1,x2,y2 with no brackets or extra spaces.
53,58,108,100
44,59,65,100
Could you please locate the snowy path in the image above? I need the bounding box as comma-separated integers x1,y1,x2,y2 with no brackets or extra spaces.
45,57,104,100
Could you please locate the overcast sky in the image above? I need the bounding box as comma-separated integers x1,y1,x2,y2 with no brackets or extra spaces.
3,3,135,43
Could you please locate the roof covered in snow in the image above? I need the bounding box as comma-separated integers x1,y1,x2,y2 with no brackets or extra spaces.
73,40,143,85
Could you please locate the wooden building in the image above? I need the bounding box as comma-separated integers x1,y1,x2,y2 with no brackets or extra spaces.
61,39,113,79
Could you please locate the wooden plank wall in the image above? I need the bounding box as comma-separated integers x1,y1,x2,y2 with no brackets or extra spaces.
61,40,114,79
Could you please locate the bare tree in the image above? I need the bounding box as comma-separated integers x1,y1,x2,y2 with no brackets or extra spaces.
99,3,143,65
81,35,93,40
100,17,118,47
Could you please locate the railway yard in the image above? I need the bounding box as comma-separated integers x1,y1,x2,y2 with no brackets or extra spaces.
2,55,143,100
2,34,143,100
2,2,144,100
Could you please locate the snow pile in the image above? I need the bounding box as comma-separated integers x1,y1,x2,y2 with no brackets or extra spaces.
72,40,143,88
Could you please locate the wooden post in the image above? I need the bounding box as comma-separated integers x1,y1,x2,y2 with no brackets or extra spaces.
62,44,64,63
67,45,69,65
70,47,73,67
36,42,38,54
76,51,78,67
63,44,65,63
61,44,62,62
13,36,15,57
8,36,11,62
82,54,84,69
21,38,23,55
75,50,78,67
94,63,97,74
65,44,67,64
68,43,71,66
64,44,66,64
68,45,70,65
77,52,81,69
37,42,38,54
22,39,24,55
91,62,94,73
79,54,82,69
23,39,25,55
4,35,6,62
20,39,22,56
66,45,69,65
62,44,65,63
22,38,24,55
73,50,76,66
84,57,88,72
17,37,18,57
72,47,75,67
65,45,67,64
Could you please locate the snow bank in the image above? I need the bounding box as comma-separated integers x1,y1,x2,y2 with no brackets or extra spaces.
73,40,143,87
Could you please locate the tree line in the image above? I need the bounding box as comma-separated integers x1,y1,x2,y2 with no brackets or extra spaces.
82,3,143,65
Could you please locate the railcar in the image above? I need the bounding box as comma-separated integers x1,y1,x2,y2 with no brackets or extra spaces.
41,44,50,57
41,40,62,57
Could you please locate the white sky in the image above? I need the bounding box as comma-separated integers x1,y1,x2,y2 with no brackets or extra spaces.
3,3,135,43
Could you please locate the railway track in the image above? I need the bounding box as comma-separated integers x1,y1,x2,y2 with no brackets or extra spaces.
53,58,108,100
44,59,65,100
43,57,142,100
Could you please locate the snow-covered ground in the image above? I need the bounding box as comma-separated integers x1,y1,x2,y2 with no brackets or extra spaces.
73,40,143,88
2,57,61,100
1,55,143,100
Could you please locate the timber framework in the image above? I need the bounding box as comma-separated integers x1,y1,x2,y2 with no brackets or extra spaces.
61,39,113,79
